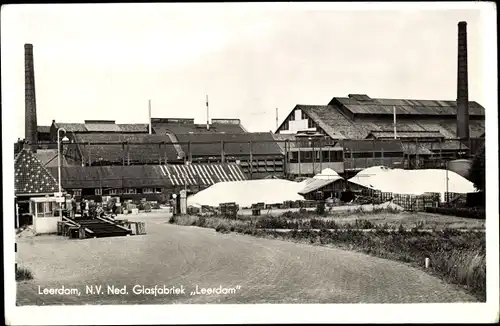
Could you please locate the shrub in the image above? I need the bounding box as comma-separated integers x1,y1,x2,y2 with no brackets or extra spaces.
215,224,230,234
315,202,326,216
16,265,33,281
425,207,485,219
354,219,374,229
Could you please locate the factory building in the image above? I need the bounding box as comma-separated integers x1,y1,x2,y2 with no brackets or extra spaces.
276,22,485,173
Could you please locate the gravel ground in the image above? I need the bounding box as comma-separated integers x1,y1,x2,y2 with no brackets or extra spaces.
16,212,477,305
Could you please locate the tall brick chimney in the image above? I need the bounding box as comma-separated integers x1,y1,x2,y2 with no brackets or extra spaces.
25,43,38,152
456,21,469,141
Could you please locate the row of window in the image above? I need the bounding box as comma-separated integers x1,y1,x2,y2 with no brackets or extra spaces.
286,150,404,162
91,188,163,196
344,151,404,158
288,151,344,163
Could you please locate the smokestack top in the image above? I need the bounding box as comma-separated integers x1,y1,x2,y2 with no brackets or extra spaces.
24,43,33,49
458,21,467,26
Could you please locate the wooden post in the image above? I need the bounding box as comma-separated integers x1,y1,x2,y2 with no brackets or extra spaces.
158,143,162,165
88,141,92,167
439,138,443,168
249,141,253,180
122,142,126,166
188,140,192,163
312,139,315,176
298,146,301,177
342,139,346,172
127,145,130,165
415,138,418,169
319,141,323,172
164,142,167,165
373,139,376,166
220,140,225,163
284,139,289,177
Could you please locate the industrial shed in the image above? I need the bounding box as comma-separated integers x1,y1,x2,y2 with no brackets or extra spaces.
277,95,485,140
174,132,284,179
276,94,485,169
68,134,180,165
47,163,246,203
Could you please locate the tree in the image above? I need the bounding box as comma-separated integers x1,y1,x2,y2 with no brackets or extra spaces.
469,144,485,192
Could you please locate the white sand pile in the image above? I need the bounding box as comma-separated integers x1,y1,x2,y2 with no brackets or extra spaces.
187,179,305,208
349,166,477,197
313,168,341,180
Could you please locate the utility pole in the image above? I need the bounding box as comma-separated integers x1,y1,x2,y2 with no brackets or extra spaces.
206,95,210,131
148,99,152,135
393,106,397,139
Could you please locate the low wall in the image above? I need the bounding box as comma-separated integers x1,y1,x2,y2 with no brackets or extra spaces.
34,216,60,234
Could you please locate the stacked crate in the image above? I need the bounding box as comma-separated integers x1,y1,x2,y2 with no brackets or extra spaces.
251,202,265,216
219,202,239,219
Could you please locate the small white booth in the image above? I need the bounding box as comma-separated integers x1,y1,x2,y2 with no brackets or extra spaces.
29,196,64,234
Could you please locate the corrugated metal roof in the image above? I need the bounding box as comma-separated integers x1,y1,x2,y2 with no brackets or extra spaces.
84,123,122,132
175,132,283,157
48,164,246,189
37,126,51,133
74,134,180,164
15,149,60,196
298,177,343,195
369,130,445,139
55,123,87,132
342,139,404,152
34,149,70,168
118,124,149,132
295,104,485,140
153,122,247,135
334,96,485,116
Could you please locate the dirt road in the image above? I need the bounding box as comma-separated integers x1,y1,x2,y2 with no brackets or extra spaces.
16,214,477,305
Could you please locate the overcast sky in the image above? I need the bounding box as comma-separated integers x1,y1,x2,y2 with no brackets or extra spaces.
1,3,492,139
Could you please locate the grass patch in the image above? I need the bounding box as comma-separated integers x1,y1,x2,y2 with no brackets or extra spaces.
16,265,33,281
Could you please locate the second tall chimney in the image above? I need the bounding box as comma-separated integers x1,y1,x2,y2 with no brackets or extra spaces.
457,21,469,141
25,43,38,151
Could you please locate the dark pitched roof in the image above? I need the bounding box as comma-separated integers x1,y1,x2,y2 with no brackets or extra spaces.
53,121,150,133
54,123,87,132
37,126,51,133
84,123,122,132
330,95,485,116
73,134,180,164
153,122,247,135
47,164,246,189
298,105,485,140
368,130,445,139
15,148,60,196
299,105,360,139
342,139,404,152
34,149,69,168
175,132,283,157
117,124,149,132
